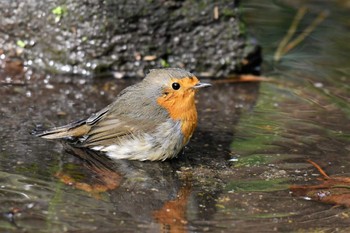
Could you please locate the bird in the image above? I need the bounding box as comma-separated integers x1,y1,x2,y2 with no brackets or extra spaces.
35,68,211,161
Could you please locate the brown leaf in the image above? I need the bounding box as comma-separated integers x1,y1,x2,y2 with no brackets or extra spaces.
290,160,350,207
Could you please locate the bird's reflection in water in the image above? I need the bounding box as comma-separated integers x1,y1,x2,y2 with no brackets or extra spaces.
55,146,123,199
153,175,192,233
56,145,192,233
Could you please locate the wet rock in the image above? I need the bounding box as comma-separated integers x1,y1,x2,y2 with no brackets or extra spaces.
0,0,260,78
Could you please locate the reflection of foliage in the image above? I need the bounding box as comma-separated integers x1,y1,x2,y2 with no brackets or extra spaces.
250,212,296,219
232,81,350,158
274,6,328,62
308,81,350,118
225,178,289,192
231,83,285,155
233,154,269,167
233,154,298,167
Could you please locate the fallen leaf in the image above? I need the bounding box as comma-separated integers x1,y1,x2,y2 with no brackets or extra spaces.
290,160,350,207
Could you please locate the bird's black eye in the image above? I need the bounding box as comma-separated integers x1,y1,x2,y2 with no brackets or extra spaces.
172,82,180,90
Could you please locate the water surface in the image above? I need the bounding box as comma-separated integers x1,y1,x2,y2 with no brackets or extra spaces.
1,0,350,232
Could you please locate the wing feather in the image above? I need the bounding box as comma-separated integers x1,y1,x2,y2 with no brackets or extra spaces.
82,116,155,147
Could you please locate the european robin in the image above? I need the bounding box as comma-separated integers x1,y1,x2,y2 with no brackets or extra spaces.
36,68,211,161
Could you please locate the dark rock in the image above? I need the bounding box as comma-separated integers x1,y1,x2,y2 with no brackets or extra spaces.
0,0,260,78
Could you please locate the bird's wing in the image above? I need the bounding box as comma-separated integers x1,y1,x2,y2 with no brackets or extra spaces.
35,105,111,140
86,105,110,125
82,114,156,148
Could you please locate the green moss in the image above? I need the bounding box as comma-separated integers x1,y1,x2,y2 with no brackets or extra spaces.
51,5,68,22
222,8,236,18
16,40,26,48
160,59,170,68
52,6,67,17
225,178,289,192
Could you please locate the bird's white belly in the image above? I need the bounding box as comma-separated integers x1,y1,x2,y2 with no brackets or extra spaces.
91,120,184,161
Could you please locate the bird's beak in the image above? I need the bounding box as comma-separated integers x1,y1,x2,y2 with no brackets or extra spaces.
193,82,212,89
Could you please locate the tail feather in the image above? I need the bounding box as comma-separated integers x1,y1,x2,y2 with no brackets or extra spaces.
34,119,91,140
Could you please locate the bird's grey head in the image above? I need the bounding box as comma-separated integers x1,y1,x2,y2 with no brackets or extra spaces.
143,68,196,88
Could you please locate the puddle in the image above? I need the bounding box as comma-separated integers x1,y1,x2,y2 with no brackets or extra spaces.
1,0,350,232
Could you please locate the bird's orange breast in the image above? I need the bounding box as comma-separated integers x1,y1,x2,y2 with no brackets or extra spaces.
157,87,198,145
158,97,197,144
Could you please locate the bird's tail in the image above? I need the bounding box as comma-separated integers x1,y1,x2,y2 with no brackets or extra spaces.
34,119,91,140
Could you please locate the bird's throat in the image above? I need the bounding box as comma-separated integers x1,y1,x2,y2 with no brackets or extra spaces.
157,95,198,144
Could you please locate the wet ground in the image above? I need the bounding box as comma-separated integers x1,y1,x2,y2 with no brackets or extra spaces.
1,0,350,232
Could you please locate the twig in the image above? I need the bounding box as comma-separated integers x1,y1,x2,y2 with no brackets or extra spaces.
213,75,271,84
274,7,328,62
307,159,331,179
274,6,308,61
282,10,328,56
332,185,350,189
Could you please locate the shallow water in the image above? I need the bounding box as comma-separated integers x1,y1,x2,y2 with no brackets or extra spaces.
1,0,350,232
